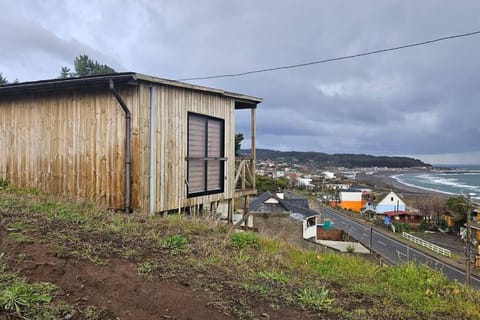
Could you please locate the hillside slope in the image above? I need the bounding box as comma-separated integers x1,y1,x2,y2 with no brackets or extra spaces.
242,149,430,168
0,184,478,319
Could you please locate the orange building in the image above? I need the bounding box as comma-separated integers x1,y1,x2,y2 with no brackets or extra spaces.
339,189,363,212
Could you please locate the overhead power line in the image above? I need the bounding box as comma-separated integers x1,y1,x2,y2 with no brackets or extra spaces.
178,30,480,81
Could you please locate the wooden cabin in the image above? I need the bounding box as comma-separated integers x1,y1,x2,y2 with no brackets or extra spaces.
0,73,261,219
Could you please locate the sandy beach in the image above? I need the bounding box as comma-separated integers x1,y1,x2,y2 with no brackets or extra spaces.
355,171,448,200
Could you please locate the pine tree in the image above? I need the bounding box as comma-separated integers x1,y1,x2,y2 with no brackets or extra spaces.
59,66,73,79
0,72,8,85
59,55,116,78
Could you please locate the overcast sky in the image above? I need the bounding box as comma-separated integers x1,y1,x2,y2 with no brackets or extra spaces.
1,0,479,164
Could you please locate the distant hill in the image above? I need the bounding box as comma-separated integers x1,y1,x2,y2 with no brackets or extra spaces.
241,149,431,168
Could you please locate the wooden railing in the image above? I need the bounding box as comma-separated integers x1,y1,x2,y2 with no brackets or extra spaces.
234,158,256,196
402,232,451,257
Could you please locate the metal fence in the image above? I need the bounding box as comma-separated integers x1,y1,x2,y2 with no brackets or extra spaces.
402,232,451,257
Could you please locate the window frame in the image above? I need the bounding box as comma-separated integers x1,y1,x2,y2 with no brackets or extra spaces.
186,112,226,197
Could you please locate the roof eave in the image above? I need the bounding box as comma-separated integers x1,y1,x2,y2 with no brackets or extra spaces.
0,72,262,107
0,73,139,95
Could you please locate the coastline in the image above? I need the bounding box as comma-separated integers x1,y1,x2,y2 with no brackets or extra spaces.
355,171,448,200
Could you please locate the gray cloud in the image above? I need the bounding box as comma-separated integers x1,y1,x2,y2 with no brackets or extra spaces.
1,0,480,163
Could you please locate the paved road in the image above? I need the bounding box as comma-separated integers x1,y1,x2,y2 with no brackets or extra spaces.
321,206,480,289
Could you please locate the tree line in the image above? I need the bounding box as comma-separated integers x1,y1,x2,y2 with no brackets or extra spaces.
245,148,431,168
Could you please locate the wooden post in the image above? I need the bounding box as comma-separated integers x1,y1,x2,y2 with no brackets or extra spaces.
250,108,256,190
244,195,250,227
242,161,246,190
227,198,233,225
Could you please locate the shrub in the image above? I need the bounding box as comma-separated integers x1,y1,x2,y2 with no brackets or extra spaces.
393,222,411,233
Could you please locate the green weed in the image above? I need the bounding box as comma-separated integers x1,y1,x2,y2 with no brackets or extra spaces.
0,253,6,274
7,232,32,244
0,197,21,209
121,248,139,259
0,280,55,314
260,238,283,254
159,234,188,253
257,270,290,284
83,305,104,320
0,178,9,190
240,281,270,295
296,287,335,310
346,244,355,253
137,261,158,276
231,231,259,248
234,250,251,264
6,220,26,231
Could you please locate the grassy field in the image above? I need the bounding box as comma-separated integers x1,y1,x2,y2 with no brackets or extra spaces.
0,180,479,319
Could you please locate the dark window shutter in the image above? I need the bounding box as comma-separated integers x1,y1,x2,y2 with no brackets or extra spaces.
187,113,224,197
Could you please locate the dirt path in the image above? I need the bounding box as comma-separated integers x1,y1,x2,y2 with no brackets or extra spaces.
2,238,233,320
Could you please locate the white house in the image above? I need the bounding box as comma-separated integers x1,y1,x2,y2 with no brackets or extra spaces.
297,177,313,187
322,171,336,179
366,191,405,214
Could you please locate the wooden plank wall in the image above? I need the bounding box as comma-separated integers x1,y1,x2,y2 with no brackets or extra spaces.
0,83,236,214
139,84,235,213
0,87,139,210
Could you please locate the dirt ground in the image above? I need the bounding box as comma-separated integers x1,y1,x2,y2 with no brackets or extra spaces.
1,238,230,319
0,225,312,320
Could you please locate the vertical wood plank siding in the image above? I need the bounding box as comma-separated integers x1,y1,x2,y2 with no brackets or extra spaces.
0,82,235,213
0,87,138,209
140,84,235,213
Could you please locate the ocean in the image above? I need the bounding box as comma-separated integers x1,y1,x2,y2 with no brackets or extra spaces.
391,165,480,200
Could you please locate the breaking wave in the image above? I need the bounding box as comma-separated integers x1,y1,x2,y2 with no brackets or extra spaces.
392,171,480,200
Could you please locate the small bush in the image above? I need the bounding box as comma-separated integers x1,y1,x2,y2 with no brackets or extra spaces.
393,222,411,233
159,234,187,253
231,231,259,249
346,244,355,253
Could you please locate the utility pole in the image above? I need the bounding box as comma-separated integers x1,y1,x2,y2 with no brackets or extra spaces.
369,227,373,254
465,195,472,288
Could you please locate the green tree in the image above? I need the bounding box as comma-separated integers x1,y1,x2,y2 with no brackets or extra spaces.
59,55,116,78
0,72,8,85
256,175,288,194
446,196,468,227
235,133,244,156
74,54,115,76
59,66,74,79
276,176,289,190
